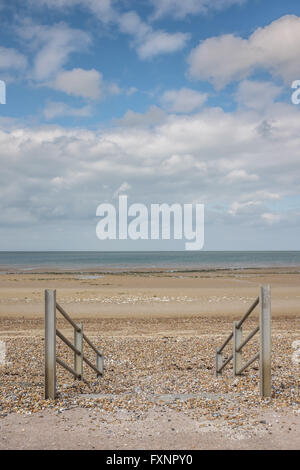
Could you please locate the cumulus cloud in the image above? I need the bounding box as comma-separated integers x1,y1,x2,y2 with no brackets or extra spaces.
27,2,190,60
235,80,283,109
0,46,27,70
118,11,190,59
40,65,119,101
51,68,102,99
261,213,282,225
187,15,300,88
118,11,150,39
43,100,92,119
126,86,138,96
150,0,246,19
161,88,207,113
137,30,189,59
226,169,258,182
17,21,91,81
114,105,166,128
228,200,262,217
107,83,122,96
1,98,300,236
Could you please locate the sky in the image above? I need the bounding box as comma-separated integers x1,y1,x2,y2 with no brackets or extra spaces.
1,0,300,250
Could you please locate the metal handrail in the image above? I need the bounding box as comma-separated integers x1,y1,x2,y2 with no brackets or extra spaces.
83,354,102,376
236,352,259,375
55,301,103,376
56,328,81,356
83,332,103,357
218,331,233,354
235,326,259,353
218,353,233,373
215,285,271,398
45,289,104,399
56,357,80,379
56,302,81,332
236,296,259,329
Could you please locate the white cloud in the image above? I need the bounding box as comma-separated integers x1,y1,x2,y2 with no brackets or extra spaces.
161,88,207,113
79,0,116,23
114,181,131,198
137,30,190,59
235,80,283,109
43,101,92,119
1,99,300,234
118,11,190,59
107,82,122,96
51,68,102,99
114,105,166,128
226,169,258,182
26,2,189,60
228,200,261,217
261,213,282,225
187,15,300,88
126,86,138,96
18,21,91,81
118,11,151,39
0,46,27,70
150,0,245,19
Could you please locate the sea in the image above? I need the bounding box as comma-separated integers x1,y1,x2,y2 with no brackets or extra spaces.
0,251,300,272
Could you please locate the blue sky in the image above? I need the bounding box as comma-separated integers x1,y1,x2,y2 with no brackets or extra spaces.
1,0,300,250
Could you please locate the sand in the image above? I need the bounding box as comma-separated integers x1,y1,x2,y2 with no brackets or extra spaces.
0,267,299,449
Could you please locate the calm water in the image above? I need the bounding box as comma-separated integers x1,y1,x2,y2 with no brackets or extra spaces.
0,251,300,271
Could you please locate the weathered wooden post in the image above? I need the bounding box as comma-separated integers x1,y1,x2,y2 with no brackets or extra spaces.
260,285,271,398
74,322,83,380
97,351,104,377
45,289,56,399
233,321,243,376
215,347,223,377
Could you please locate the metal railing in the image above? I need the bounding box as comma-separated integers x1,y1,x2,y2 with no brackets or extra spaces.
216,285,271,398
45,289,104,399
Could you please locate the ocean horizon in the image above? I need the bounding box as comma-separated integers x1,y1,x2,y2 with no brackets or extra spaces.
1,251,300,271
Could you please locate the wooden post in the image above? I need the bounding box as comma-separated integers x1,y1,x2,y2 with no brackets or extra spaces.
233,321,243,376
74,323,83,380
260,285,271,398
215,347,223,377
45,289,56,399
96,352,104,377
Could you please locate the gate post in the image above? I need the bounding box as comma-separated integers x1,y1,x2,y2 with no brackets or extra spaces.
215,347,223,377
45,289,56,399
233,321,243,376
97,352,104,377
74,323,83,380
260,285,271,398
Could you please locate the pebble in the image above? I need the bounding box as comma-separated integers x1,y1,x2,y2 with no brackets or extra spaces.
0,316,299,434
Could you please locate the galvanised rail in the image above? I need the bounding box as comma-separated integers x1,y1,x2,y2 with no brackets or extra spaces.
216,285,271,398
45,289,104,399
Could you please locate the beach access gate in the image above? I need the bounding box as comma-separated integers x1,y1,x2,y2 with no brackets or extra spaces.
44,289,104,399
44,286,271,400
215,285,271,398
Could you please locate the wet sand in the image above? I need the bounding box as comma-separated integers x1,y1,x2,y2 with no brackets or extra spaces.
1,267,300,321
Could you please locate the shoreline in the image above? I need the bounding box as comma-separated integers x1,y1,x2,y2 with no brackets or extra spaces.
1,250,300,274
1,265,300,274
